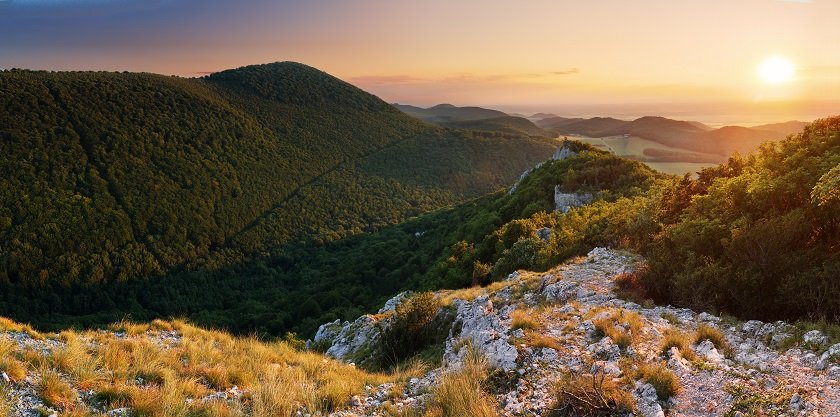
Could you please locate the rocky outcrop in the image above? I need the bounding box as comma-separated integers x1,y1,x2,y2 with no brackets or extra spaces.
552,141,576,161
554,186,593,212
314,247,840,416
443,296,518,371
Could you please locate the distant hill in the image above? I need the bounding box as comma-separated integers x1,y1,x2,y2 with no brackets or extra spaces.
753,120,810,136
394,103,553,137
438,115,557,138
538,116,626,137
0,63,555,295
393,103,508,123
530,112,558,120
537,115,806,157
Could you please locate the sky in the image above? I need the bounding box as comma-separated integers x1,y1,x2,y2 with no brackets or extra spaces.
2,0,839,123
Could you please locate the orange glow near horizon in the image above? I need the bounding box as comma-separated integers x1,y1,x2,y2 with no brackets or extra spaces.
2,0,839,122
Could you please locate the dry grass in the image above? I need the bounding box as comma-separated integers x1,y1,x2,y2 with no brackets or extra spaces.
423,347,496,417
511,309,539,331
38,370,77,410
1,316,425,417
694,324,733,358
549,370,636,416
591,309,644,350
659,329,696,361
0,386,9,417
438,281,511,307
524,333,562,351
636,362,680,401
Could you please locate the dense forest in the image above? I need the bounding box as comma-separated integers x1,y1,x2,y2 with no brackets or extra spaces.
0,141,661,336
0,63,555,291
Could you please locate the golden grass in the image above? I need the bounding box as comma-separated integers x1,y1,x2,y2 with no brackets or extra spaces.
524,333,562,351
422,347,496,417
636,362,681,401
0,316,425,417
438,280,511,306
694,324,733,358
511,310,539,331
591,309,644,350
0,385,9,417
38,370,77,410
0,357,27,383
659,329,696,361
549,370,636,416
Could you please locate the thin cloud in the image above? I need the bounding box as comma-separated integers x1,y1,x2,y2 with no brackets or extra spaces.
350,71,580,87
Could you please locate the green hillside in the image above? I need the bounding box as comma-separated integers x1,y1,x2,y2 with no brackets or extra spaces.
0,140,659,336
0,63,554,292
438,116,556,138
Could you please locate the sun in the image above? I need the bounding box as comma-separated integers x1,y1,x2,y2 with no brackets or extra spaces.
758,56,795,84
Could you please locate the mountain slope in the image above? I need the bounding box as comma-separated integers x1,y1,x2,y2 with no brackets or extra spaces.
438,115,556,138
0,63,555,291
0,140,658,336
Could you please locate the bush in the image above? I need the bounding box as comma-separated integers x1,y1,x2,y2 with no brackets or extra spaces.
379,292,445,367
549,370,636,416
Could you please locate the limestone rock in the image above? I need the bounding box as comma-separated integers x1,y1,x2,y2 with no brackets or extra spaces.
554,186,593,212
443,296,518,371
634,382,665,417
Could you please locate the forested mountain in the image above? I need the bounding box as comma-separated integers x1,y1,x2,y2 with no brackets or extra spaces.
0,63,555,293
394,104,554,138
438,116,556,138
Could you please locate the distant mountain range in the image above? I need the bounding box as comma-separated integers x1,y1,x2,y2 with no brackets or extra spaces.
394,104,808,157
537,115,809,156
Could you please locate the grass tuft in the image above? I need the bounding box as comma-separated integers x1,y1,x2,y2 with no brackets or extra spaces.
423,346,496,417
694,324,733,358
549,370,636,416
37,371,77,410
511,310,539,331
660,329,696,361
636,362,680,401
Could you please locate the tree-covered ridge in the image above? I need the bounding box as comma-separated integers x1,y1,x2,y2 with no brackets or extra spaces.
0,63,555,289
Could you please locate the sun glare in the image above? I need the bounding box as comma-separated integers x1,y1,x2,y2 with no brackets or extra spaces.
758,56,795,84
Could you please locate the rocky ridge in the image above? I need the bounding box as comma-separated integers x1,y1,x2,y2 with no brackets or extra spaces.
315,248,840,416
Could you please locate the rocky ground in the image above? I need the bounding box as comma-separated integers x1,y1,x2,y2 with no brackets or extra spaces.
2,248,838,416
316,248,840,417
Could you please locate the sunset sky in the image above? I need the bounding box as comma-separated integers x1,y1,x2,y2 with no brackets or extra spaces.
2,0,838,123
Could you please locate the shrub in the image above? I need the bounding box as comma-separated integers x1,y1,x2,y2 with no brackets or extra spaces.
637,362,680,401
379,292,444,367
614,269,648,304
423,347,496,417
694,324,733,358
548,370,636,416
659,330,696,361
